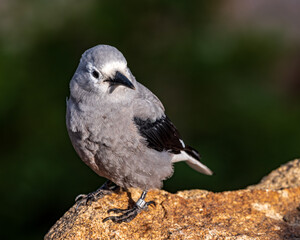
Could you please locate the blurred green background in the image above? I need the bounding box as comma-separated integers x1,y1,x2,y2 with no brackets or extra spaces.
1,0,300,239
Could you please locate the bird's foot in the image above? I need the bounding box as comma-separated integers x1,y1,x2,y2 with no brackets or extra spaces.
75,189,112,209
75,180,119,210
103,198,155,223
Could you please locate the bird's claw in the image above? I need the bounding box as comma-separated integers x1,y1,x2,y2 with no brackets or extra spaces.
75,188,115,210
103,206,140,223
103,200,155,223
75,193,90,203
143,200,156,208
75,192,95,210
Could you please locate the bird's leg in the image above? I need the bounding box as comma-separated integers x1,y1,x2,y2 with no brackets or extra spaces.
75,180,119,210
103,190,155,223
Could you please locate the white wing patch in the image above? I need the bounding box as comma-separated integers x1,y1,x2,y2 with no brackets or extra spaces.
179,139,185,148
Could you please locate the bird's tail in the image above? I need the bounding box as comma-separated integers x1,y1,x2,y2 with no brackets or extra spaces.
184,146,201,160
184,146,213,175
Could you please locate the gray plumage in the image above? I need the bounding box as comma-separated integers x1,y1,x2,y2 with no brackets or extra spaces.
66,44,212,191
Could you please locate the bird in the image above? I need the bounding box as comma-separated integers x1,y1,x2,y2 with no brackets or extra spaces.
66,44,213,223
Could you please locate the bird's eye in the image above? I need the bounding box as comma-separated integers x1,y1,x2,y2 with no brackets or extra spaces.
92,70,100,79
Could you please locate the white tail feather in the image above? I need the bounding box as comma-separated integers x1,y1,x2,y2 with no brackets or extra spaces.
171,151,213,175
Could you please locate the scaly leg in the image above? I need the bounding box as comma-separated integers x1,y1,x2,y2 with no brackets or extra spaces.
75,180,119,210
103,191,155,223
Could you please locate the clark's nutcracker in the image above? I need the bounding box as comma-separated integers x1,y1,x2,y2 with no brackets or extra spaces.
66,45,213,223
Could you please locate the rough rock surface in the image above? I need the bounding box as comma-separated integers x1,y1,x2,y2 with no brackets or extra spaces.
45,159,300,239
248,159,300,190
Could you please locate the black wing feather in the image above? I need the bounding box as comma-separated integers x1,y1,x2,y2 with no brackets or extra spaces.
134,115,200,160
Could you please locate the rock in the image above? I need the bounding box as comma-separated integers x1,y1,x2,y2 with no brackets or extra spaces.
248,159,300,190
45,160,300,239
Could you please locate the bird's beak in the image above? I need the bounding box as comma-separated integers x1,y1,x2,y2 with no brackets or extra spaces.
105,71,135,90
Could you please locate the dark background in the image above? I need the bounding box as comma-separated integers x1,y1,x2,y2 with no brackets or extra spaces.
1,1,300,239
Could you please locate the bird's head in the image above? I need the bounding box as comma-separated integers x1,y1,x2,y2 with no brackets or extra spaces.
70,45,136,100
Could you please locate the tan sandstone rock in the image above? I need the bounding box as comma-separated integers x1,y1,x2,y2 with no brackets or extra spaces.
248,159,300,190
45,159,300,239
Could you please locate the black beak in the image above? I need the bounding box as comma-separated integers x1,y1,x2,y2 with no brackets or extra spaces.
105,71,135,90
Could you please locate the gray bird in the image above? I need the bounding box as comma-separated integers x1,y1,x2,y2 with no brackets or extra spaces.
66,44,213,223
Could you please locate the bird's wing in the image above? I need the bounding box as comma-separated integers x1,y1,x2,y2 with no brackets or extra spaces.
134,115,213,175
134,115,183,154
133,82,212,175
136,82,165,111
